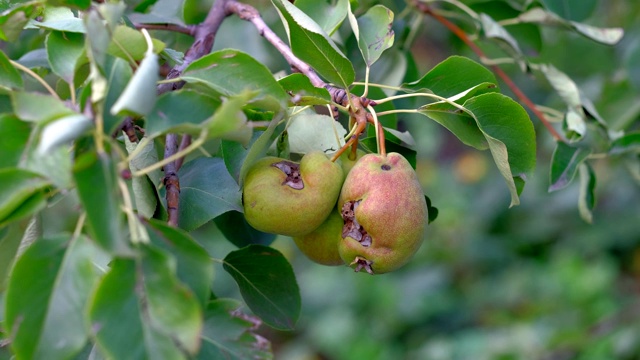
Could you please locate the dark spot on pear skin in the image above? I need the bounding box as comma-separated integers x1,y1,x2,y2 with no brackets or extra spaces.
272,160,304,190
341,200,371,247
381,164,391,171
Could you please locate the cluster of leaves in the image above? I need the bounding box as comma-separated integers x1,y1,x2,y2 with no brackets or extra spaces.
0,0,636,359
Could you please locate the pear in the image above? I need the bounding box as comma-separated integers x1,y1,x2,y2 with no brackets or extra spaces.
338,152,428,274
293,209,344,266
338,148,366,179
243,151,343,237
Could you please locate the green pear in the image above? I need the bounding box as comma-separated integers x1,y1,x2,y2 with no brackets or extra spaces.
243,151,343,237
293,209,344,266
338,148,366,179
338,152,428,274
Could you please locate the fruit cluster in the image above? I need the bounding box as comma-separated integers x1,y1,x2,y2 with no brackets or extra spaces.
242,150,428,274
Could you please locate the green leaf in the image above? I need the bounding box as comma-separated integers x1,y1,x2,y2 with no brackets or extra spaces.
100,58,132,134
0,2,38,42
108,25,165,61
368,48,407,94
278,73,332,106
0,220,31,291
214,211,277,248
84,8,111,71
0,49,22,90
182,49,288,110
272,0,355,88
425,195,438,224
48,0,91,10
549,141,592,191
11,91,76,123
206,92,254,145
516,7,623,45
538,64,610,141
110,32,159,117
0,115,30,169
610,132,640,155
46,31,86,84
37,114,93,155
145,218,214,307
125,136,159,218
88,258,185,360
626,40,640,91
27,6,85,33
223,245,301,330
177,157,242,232
146,89,222,138
221,132,261,183
542,0,598,21
463,93,536,207
287,112,346,154
349,4,395,67
418,107,487,150
479,13,525,70
141,245,203,354
73,151,129,254
404,56,499,96
578,162,596,223
0,168,50,225
5,234,101,359
24,143,74,189
198,299,273,359
295,0,348,35
238,115,285,188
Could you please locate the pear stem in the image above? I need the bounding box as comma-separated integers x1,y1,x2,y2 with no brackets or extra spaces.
331,121,366,162
368,105,386,157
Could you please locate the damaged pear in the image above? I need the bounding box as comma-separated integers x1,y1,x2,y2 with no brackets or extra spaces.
243,151,343,237
293,209,344,266
338,152,428,274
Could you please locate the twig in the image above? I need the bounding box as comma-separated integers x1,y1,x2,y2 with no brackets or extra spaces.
159,0,232,227
119,117,139,142
413,1,564,142
225,1,378,110
135,23,196,36
174,135,191,171
10,60,60,100
226,1,377,158
163,133,180,227
157,0,231,95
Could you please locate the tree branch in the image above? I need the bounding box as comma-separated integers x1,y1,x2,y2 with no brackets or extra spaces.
135,23,196,36
225,1,376,157
413,1,564,142
159,0,232,227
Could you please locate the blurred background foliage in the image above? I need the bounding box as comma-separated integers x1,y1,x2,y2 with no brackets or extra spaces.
3,0,639,358
202,0,639,359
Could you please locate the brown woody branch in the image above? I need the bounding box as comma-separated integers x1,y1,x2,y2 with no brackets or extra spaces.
159,0,233,226
225,1,379,158
413,1,564,142
135,23,196,36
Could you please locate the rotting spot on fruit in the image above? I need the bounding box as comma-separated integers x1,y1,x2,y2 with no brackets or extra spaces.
341,200,372,247
381,164,391,171
350,256,374,274
272,161,304,190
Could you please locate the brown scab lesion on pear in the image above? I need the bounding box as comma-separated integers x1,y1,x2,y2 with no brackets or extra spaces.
242,151,344,237
293,209,344,266
338,152,428,274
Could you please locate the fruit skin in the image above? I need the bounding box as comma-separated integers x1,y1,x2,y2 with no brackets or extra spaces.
293,209,344,266
338,152,428,274
338,148,366,179
243,151,343,237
